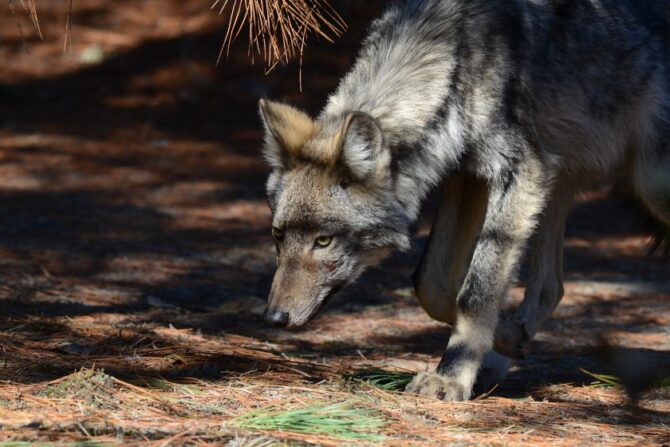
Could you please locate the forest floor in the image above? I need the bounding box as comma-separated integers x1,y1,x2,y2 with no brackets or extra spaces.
0,1,668,445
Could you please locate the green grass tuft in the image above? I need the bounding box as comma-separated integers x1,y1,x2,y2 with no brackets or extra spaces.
581,368,670,390
657,376,670,389
233,401,387,441
348,369,414,391
580,368,622,388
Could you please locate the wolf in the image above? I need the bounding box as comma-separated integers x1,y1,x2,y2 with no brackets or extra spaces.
257,0,670,401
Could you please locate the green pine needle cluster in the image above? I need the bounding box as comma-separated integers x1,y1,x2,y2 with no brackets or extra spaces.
233,401,387,441
348,369,415,391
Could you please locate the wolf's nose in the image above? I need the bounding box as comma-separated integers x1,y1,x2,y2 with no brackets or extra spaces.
264,309,289,327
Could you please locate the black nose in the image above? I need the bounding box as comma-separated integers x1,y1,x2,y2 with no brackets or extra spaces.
264,309,289,327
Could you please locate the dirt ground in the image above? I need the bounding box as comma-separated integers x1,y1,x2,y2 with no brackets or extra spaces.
0,1,669,445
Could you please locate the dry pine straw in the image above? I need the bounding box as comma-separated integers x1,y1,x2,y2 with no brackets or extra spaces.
13,0,347,70
0,320,668,445
212,0,346,70
0,366,669,446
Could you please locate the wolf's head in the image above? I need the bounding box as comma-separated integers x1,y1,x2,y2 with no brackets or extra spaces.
258,99,411,328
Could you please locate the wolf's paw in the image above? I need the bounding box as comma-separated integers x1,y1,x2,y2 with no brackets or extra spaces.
405,372,471,401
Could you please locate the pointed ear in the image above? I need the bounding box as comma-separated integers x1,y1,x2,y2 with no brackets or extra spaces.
340,112,389,183
259,99,315,169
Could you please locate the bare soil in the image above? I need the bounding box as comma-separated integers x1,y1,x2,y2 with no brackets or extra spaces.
0,1,668,445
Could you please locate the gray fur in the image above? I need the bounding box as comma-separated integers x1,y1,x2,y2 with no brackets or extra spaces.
260,0,670,400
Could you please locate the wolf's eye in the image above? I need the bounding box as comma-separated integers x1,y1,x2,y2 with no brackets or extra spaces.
272,227,284,241
314,236,333,248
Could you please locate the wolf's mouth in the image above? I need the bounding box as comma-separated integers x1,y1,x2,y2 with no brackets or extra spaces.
286,281,347,329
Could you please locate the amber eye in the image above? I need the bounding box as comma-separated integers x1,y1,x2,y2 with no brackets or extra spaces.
272,227,284,241
314,236,333,248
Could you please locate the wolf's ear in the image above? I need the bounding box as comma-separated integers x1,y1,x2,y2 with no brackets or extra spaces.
259,99,315,169
341,112,389,183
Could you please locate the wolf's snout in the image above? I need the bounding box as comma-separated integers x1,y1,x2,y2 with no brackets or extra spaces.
264,308,289,327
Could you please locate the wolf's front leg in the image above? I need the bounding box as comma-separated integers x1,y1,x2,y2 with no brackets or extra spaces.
494,176,575,359
406,155,548,400
413,172,489,324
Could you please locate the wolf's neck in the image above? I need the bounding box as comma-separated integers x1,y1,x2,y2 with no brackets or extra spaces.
322,1,465,220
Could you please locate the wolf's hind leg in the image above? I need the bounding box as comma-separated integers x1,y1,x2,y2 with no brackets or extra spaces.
412,173,488,324
407,154,548,401
493,176,575,359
